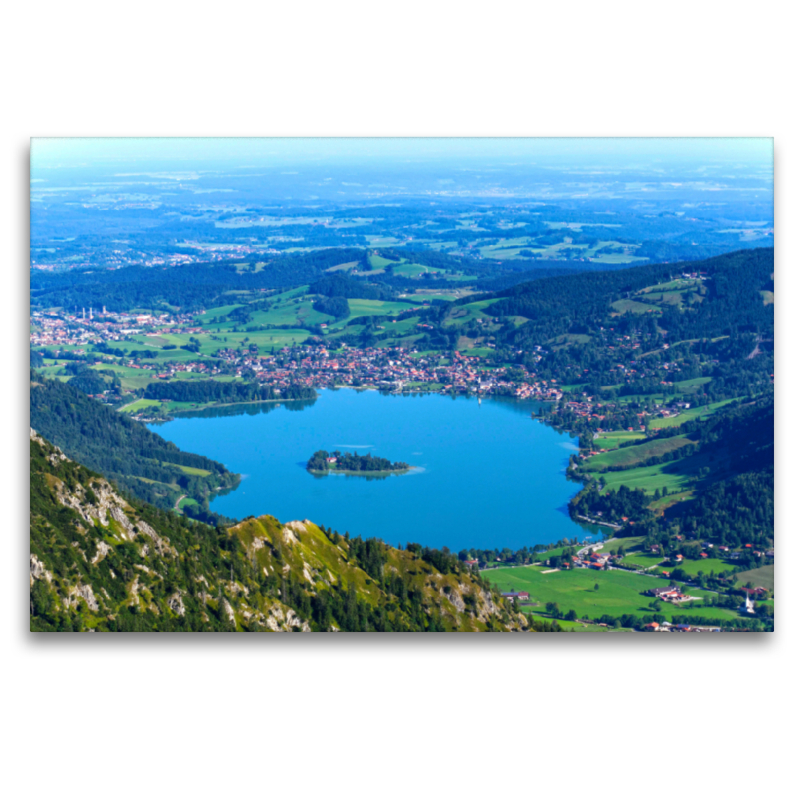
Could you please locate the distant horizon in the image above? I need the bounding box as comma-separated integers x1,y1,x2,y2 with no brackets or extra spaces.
31,136,773,172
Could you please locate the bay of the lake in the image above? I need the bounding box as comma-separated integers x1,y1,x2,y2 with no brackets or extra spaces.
149,389,602,551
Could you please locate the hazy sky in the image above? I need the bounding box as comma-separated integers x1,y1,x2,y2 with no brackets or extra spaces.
31,137,773,171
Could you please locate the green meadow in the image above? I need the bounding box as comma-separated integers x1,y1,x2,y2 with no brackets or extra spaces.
598,461,693,495
482,565,744,623
648,398,739,429
734,565,774,591
594,431,647,450
610,298,661,315
585,436,692,471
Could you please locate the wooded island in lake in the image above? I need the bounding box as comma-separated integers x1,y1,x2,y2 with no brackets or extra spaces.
307,449,411,474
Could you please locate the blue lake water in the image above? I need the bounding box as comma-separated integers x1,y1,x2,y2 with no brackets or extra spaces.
149,389,602,551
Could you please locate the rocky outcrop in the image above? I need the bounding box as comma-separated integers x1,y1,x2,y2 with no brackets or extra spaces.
167,592,186,617
91,541,111,564
64,583,100,613
261,601,311,632
281,521,305,545
30,554,52,585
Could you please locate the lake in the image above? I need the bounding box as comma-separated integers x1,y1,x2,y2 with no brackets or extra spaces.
150,389,602,551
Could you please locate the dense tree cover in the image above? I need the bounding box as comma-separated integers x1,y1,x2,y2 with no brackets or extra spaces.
307,450,410,473
29,434,530,633
144,380,315,405
30,372,239,512
66,373,112,395
569,484,653,525
459,540,584,569
61,362,122,397
310,274,396,301
30,249,366,312
492,249,772,344
312,295,349,318
666,471,773,549
693,396,774,474
476,263,591,292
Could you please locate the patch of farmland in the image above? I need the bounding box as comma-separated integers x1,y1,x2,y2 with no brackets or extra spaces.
610,298,661,315
648,399,738,429
586,436,693,470
346,298,417,317
593,431,647,450
325,260,360,272
734,564,774,591
598,461,694,496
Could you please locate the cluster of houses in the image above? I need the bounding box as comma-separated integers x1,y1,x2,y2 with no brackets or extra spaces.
200,343,563,400
571,551,612,570
641,621,721,633
31,309,198,353
647,585,694,604
500,591,530,602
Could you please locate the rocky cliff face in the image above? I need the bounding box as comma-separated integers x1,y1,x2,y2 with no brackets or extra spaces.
30,430,528,633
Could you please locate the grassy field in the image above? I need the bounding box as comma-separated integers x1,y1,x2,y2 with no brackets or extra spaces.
247,299,332,328
599,536,646,553
481,565,744,623
118,398,162,413
610,298,661,315
648,490,694,511
443,299,497,328
648,399,739,429
347,298,418,318
618,554,666,570
403,292,464,303
639,278,701,294
589,253,647,265
672,376,713,392
550,333,591,348
162,461,212,477
598,460,694,495
585,436,692,471
734,565,774,591
91,364,158,391
669,557,737,577
594,431,647,450
197,303,245,323
390,261,448,278
366,254,394,270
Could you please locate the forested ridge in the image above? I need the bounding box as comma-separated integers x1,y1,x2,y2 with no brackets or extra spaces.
30,372,239,517
30,249,366,312
490,248,774,345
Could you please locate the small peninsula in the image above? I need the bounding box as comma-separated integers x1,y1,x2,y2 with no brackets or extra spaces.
307,449,412,475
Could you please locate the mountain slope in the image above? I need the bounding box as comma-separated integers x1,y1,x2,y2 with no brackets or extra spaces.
30,372,239,520
30,430,539,632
